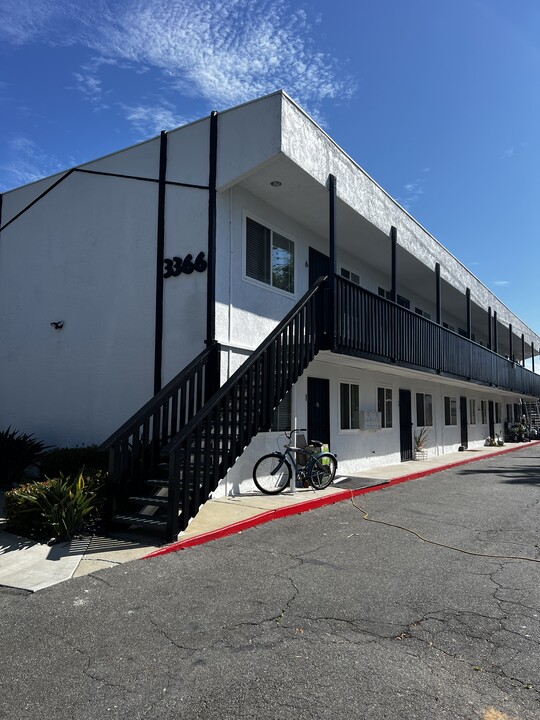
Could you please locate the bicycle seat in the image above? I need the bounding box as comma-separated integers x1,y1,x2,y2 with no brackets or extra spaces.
309,440,324,448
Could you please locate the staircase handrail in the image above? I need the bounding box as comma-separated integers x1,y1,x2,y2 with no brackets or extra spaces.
100,343,220,451
164,276,327,455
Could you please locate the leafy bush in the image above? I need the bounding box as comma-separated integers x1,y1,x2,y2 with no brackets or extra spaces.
39,446,108,479
4,472,103,542
0,427,51,488
4,479,55,539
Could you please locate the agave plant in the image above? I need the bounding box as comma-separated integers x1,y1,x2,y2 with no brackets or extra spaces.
0,427,51,488
414,426,430,452
14,472,101,541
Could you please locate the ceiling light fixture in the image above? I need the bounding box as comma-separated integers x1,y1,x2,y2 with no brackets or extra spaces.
270,180,282,187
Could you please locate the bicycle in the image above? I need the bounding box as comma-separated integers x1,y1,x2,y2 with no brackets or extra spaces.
253,428,338,495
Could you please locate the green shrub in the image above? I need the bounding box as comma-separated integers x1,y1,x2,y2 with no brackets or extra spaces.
0,427,51,488
39,446,108,479
4,472,103,542
4,479,55,539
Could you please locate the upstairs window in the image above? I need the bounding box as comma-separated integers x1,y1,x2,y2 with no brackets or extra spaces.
340,267,360,285
246,217,294,294
378,287,410,308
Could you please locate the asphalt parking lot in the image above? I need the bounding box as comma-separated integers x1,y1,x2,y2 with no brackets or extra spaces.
1,446,539,720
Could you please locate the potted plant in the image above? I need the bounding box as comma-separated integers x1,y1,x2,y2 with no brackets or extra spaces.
414,427,430,460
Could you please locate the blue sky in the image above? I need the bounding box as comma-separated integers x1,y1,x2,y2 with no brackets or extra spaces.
1,0,540,330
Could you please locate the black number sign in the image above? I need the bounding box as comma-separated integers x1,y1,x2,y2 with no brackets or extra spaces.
163,251,207,279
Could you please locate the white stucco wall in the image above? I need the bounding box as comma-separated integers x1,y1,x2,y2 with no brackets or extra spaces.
215,185,327,352
213,358,518,497
0,121,212,446
0,171,158,446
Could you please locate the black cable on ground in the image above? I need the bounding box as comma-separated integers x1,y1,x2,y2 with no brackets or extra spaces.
350,497,540,564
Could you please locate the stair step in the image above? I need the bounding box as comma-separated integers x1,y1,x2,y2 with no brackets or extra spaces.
146,478,169,488
129,495,168,507
112,513,168,530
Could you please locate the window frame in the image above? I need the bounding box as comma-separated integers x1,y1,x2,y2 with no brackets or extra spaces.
444,396,458,426
340,265,360,286
480,400,488,425
416,392,433,427
244,214,296,297
340,381,360,431
469,398,477,425
377,386,393,429
270,393,291,433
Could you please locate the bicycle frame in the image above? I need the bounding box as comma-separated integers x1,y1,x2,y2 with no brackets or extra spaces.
277,429,335,484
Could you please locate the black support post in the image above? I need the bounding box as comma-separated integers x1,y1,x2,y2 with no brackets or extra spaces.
532,343,535,373
488,306,492,350
493,311,498,354
328,174,337,346
509,323,513,362
206,110,218,348
390,226,397,303
466,288,471,339
435,262,441,325
522,333,526,367
154,131,168,395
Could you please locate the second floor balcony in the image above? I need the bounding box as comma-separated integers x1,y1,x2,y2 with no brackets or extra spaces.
332,275,540,398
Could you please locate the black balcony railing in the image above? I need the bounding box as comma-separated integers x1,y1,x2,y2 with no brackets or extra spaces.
334,275,540,396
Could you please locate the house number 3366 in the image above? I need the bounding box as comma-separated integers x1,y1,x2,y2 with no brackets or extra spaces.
163,251,207,278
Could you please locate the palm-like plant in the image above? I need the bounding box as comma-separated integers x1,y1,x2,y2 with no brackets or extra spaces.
0,427,51,487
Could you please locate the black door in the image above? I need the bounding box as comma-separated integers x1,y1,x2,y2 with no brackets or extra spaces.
307,377,330,446
460,396,468,448
309,247,331,347
488,400,495,439
309,247,330,285
399,389,413,461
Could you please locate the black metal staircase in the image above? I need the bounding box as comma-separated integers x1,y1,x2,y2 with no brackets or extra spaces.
101,277,328,542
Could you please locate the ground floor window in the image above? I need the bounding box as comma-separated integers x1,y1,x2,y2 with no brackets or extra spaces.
495,402,502,423
340,382,360,430
469,399,477,425
444,396,457,426
377,387,393,428
416,393,433,426
480,400,488,425
271,393,291,432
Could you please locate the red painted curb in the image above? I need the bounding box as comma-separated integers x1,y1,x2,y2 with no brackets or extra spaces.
142,442,539,560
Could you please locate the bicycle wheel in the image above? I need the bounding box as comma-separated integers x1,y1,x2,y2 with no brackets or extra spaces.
253,453,292,494
308,453,337,490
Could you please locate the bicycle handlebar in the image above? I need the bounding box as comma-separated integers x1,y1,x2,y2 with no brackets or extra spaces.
285,428,307,439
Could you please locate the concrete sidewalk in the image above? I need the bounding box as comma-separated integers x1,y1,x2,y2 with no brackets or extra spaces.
0,442,535,591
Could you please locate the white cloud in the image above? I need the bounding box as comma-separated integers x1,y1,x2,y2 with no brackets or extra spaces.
397,176,427,210
0,136,68,191
70,57,118,107
120,103,189,137
493,280,511,286
501,147,515,159
95,0,356,109
1,0,355,117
